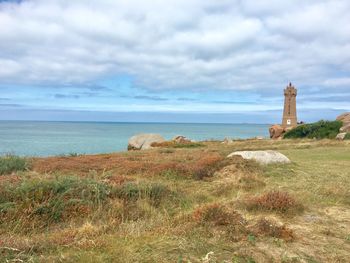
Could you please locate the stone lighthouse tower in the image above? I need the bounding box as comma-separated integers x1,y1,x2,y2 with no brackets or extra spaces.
282,82,297,128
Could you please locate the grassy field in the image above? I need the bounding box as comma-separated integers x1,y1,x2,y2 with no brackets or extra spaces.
0,139,349,262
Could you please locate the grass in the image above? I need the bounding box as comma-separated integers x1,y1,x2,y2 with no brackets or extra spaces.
0,176,111,231
0,139,349,262
0,154,29,175
114,181,171,206
252,218,294,241
151,141,205,148
283,120,342,139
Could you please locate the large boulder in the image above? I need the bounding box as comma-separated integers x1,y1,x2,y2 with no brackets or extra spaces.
227,150,291,165
128,133,165,151
269,124,285,139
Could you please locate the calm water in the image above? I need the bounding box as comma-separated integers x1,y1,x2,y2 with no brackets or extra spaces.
0,121,269,156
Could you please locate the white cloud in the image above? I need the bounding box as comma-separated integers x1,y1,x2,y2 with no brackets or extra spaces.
0,0,349,95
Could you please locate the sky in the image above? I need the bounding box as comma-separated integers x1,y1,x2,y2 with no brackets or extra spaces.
0,0,349,123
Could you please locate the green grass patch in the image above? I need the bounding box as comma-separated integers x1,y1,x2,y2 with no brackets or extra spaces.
173,142,204,148
283,120,342,139
0,154,30,175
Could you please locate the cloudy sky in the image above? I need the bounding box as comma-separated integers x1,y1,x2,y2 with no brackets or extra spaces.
0,0,349,123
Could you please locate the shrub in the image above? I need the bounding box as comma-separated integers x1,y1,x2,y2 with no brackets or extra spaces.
253,218,294,241
0,176,111,228
0,155,29,175
245,191,303,214
283,120,342,139
344,133,350,140
193,203,245,226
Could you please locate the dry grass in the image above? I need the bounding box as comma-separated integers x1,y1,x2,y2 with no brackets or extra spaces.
252,218,294,241
1,139,349,262
32,149,228,180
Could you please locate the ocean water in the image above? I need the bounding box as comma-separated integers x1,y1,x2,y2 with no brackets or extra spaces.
0,121,270,157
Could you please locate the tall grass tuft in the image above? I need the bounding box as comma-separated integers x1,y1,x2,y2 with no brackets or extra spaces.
114,182,170,206
0,154,30,175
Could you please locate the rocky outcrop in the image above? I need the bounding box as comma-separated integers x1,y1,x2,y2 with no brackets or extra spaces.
128,133,165,150
335,113,350,139
336,132,347,140
172,135,191,144
269,125,285,139
336,112,350,123
337,112,350,133
340,123,350,133
227,150,291,165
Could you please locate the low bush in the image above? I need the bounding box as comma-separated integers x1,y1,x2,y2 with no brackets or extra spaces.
245,191,303,214
283,120,342,139
0,176,111,228
193,203,245,226
253,218,294,241
344,133,350,140
0,155,30,175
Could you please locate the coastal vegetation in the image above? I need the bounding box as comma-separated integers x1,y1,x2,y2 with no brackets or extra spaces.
0,154,30,175
0,139,349,262
283,120,342,139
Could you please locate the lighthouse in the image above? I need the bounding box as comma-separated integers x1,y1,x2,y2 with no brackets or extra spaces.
282,82,297,128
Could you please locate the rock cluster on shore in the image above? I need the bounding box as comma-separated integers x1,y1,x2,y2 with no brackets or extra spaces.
268,125,293,139
128,134,194,150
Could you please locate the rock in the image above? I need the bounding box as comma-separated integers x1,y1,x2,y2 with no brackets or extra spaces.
128,133,165,150
336,112,350,123
269,125,285,139
340,123,350,133
222,137,233,144
336,132,347,140
172,135,191,144
227,150,291,165
337,112,350,133
255,136,264,140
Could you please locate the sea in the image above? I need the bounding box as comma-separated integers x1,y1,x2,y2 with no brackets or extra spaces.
0,121,270,157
